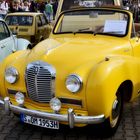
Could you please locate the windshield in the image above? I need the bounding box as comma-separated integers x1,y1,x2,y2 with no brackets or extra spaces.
5,16,33,26
54,9,129,36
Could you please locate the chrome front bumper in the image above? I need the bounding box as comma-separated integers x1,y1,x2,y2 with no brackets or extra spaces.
0,97,105,128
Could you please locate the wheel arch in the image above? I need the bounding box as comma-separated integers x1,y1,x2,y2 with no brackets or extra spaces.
86,57,136,116
117,80,133,102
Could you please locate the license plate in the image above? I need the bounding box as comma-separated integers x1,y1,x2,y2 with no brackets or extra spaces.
20,114,59,129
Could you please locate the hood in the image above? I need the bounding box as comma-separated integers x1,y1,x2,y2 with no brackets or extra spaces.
27,35,131,72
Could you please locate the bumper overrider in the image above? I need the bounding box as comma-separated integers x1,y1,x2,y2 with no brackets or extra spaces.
0,97,105,128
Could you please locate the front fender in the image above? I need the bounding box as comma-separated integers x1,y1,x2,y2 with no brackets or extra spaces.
17,38,31,50
86,56,139,118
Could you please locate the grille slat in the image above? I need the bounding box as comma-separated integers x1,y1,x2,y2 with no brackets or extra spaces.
26,61,56,103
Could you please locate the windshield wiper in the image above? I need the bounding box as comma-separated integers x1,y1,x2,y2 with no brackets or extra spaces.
73,28,91,34
72,28,106,36
93,31,104,36
78,28,91,31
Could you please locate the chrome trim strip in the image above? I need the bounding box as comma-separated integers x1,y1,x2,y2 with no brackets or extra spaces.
0,97,105,128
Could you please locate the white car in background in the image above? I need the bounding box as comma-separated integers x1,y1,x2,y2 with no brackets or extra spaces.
0,19,31,62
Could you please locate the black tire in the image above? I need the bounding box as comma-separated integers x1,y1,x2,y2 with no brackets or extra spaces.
102,91,123,136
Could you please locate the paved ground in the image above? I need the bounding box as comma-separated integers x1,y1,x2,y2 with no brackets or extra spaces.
0,97,140,140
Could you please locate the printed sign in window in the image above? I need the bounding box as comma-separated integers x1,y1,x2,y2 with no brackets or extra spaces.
104,20,127,34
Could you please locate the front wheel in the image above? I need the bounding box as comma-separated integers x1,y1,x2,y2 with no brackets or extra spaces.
103,91,123,136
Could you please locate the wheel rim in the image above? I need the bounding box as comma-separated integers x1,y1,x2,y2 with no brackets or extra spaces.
110,94,122,128
110,116,119,128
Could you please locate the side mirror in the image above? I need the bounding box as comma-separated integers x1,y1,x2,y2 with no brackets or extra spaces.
12,26,18,35
12,30,18,36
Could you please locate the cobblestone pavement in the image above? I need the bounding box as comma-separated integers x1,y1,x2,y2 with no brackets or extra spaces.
0,97,140,140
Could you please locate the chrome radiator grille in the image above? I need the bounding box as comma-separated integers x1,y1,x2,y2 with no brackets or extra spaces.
26,61,56,103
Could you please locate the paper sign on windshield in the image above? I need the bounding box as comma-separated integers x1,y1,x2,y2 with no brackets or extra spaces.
104,20,127,34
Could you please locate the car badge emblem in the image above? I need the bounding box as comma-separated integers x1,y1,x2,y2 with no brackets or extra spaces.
33,66,39,75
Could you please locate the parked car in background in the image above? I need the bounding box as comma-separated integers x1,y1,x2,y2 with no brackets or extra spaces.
0,19,31,62
5,12,52,46
0,7,140,136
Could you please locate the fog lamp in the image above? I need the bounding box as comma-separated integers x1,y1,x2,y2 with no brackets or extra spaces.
50,97,61,112
15,92,24,105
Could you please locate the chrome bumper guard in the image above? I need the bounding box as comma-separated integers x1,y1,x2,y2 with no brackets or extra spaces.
0,97,105,128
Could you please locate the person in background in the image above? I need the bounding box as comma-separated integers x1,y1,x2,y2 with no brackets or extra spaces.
29,0,37,12
12,0,23,12
20,1,24,10
9,1,15,13
38,1,45,13
23,1,29,11
0,0,8,19
45,0,53,22
52,0,58,20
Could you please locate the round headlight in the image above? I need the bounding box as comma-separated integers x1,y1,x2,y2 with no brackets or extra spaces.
5,67,18,84
15,92,24,105
66,74,82,93
50,97,61,112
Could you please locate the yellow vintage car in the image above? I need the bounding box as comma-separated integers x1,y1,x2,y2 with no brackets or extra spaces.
5,12,52,46
0,7,139,135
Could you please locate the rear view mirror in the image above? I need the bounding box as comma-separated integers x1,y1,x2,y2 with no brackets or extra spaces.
89,12,98,18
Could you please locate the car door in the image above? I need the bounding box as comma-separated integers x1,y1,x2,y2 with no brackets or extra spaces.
0,21,15,61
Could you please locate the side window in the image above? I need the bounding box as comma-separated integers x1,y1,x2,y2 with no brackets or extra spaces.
40,14,48,25
5,16,18,25
36,16,42,27
0,21,10,41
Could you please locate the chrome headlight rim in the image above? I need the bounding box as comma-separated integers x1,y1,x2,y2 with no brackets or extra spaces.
66,74,83,93
5,67,19,84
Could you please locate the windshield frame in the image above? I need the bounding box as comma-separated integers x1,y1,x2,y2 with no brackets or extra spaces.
53,8,130,37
